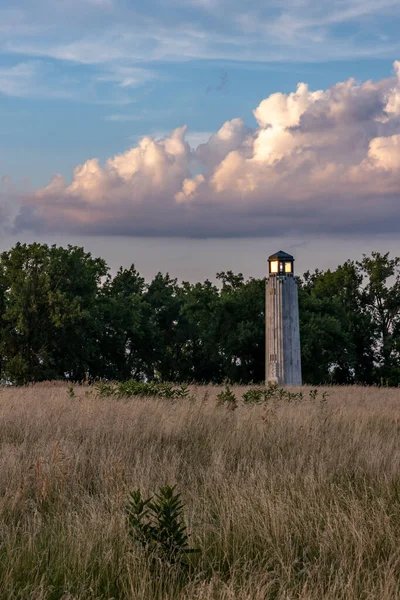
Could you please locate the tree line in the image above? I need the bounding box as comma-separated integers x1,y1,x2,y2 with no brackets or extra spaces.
0,242,398,386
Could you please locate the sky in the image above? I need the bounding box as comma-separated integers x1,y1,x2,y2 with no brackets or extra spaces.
1,0,400,282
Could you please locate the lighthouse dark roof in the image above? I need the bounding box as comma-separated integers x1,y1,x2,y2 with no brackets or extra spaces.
268,250,294,261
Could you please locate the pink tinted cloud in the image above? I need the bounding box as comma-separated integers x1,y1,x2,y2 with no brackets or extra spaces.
14,61,400,237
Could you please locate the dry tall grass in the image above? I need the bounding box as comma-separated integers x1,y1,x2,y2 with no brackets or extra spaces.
0,383,399,599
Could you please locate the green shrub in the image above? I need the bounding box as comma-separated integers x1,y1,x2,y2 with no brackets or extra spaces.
242,384,319,405
95,380,194,401
216,385,237,409
94,380,117,398
242,388,265,404
127,484,198,570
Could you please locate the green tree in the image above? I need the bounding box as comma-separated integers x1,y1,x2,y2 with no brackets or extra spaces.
145,273,181,381
299,261,374,384
46,245,108,380
0,243,107,384
97,266,157,380
358,252,400,385
215,272,265,383
175,280,222,382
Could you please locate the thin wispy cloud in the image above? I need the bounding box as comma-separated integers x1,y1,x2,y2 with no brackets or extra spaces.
96,66,157,89
105,107,181,122
0,60,140,104
0,62,40,97
2,0,400,70
105,114,140,122
0,0,399,105
0,61,78,99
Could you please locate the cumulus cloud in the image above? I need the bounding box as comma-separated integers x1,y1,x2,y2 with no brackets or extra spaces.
195,118,251,171
13,62,400,237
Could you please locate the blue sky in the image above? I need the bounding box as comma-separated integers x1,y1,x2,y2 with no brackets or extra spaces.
1,0,400,279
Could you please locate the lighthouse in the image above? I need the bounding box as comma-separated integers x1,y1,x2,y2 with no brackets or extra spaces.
265,251,302,386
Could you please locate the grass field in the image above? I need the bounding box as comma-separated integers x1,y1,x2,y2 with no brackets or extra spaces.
0,383,399,599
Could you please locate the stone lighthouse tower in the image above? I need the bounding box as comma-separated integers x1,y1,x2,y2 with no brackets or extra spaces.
265,251,302,386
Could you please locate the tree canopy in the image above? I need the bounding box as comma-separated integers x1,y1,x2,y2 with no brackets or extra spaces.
0,242,398,386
